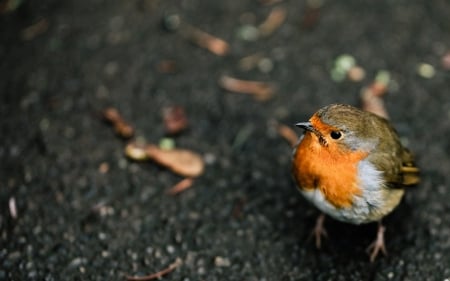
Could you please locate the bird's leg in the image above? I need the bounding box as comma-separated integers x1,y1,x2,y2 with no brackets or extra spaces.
366,221,388,262
309,213,327,248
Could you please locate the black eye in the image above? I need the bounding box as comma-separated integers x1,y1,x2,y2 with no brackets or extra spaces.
330,131,342,139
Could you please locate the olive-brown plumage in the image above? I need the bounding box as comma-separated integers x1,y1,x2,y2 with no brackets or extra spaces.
291,104,419,261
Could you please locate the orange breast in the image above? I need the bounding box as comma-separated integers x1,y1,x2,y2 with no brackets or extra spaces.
292,132,368,208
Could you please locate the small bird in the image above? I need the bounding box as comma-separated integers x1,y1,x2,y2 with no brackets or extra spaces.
291,104,419,262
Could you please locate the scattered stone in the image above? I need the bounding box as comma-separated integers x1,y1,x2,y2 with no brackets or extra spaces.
214,256,231,267
417,63,436,78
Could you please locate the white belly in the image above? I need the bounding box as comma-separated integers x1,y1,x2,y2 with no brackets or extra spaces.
299,160,404,224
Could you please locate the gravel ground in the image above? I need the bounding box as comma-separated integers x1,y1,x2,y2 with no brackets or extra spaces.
1,0,450,280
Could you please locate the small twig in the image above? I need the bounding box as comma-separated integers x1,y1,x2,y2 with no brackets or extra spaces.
126,258,182,281
167,178,194,195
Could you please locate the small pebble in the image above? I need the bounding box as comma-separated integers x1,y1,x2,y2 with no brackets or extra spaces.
7,251,21,261
331,54,358,82
98,162,110,174
417,63,435,78
258,58,274,73
98,232,107,240
101,251,110,258
375,70,391,85
197,266,206,275
441,51,450,70
335,54,356,72
166,245,175,254
347,66,365,82
39,118,50,131
237,25,259,42
9,197,17,219
27,271,37,278
330,68,346,82
163,14,181,32
104,61,119,76
69,257,86,268
214,256,231,267
203,153,216,165
159,138,175,150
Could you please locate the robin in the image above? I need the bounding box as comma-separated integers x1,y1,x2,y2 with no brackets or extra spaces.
291,104,419,262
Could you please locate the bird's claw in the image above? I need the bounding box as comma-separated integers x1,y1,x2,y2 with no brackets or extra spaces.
308,214,328,249
366,224,388,262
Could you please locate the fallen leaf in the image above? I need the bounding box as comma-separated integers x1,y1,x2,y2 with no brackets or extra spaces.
360,86,389,119
183,24,230,56
219,75,275,101
258,6,287,37
125,143,149,161
102,107,135,139
167,178,194,195
277,123,299,147
145,145,204,177
162,106,189,134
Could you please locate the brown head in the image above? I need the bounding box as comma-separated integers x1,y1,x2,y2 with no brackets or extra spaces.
296,104,402,154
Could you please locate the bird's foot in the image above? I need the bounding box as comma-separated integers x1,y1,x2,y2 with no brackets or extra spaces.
366,222,388,262
308,214,327,249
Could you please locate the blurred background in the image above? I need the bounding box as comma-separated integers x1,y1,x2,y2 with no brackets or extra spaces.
1,0,450,280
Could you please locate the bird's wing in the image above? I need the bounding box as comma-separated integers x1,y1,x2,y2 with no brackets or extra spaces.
368,148,419,188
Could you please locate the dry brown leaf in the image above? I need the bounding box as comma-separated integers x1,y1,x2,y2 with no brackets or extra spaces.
125,143,149,161
145,145,204,177
277,123,299,147
102,107,135,139
360,86,389,119
162,105,189,135
167,178,194,195
258,7,287,37
125,143,204,177
184,25,230,56
219,75,275,101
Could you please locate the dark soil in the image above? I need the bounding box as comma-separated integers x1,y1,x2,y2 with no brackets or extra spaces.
1,0,450,280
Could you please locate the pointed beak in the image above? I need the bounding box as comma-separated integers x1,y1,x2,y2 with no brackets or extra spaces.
295,122,314,131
